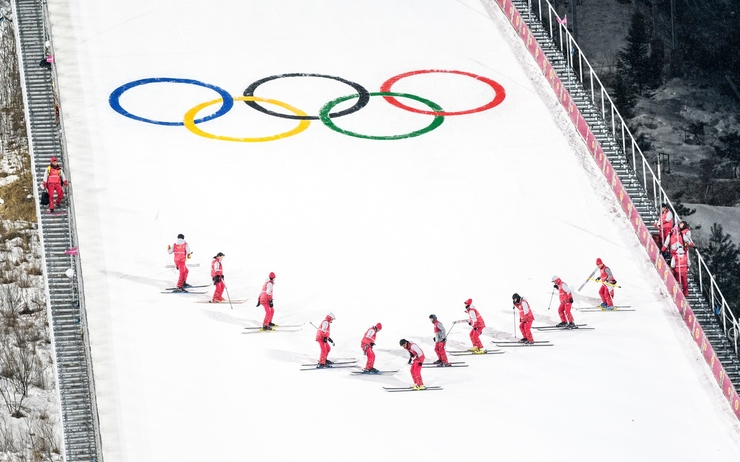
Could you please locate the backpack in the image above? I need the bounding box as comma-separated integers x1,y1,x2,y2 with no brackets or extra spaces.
40,191,49,206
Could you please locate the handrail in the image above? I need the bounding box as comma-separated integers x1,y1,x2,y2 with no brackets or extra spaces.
524,0,739,355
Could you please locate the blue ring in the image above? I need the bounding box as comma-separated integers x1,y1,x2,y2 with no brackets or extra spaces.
108,78,234,126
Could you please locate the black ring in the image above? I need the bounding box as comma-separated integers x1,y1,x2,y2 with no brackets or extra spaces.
243,73,371,120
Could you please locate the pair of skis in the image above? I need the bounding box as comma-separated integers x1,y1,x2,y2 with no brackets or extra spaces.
448,349,505,356
533,324,595,331
161,284,209,295
492,340,553,348
576,305,633,312
243,324,304,334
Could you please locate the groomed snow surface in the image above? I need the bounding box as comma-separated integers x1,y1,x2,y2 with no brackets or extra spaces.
46,0,740,460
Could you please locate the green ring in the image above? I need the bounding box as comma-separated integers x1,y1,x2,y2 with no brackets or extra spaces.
319,91,444,140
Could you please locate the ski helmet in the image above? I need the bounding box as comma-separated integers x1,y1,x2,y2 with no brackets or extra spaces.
399,339,408,347
375,323,382,331
328,312,336,320
464,299,473,306
269,272,276,279
551,275,559,282
215,252,225,258
429,314,437,321
177,233,184,239
596,258,603,266
512,293,521,303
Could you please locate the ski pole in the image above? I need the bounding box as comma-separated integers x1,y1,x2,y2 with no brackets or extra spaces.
547,287,555,310
577,267,598,291
224,284,233,310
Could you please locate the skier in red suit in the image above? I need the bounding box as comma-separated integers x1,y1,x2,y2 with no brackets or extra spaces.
463,299,485,353
429,314,450,366
655,203,674,244
360,323,382,372
167,234,192,291
41,157,67,212
210,252,225,303
400,339,426,390
513,293,537,342
259,272,276,330
595,258,616,310
316,313,336,368
552,275,575,328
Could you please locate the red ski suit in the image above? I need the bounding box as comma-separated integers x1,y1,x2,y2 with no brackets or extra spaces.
671,251,690,296
655,207,674,242
431,319,449,364
403,341,425,387
316,315,333,365
553,278,574,323
210,257,224,302
466,306,485,349
514,297,535,342
168,239,191,288
42,163,67,211
597,263,616,307
360,326,378,370
259,278,275,327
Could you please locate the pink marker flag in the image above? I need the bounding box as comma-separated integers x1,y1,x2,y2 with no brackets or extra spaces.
557,15,567,27
64,247,78,256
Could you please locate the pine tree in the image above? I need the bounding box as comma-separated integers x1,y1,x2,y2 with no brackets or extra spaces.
714,131,740,179
617,12,653,97
700,223,740,317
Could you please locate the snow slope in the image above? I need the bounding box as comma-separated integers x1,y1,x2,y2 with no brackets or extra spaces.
45,0,740,461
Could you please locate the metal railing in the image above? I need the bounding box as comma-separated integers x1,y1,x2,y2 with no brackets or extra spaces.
519,0,739,356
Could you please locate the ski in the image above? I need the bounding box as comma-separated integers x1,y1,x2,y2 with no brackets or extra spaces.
383,386,443,392
493,340,550,344
494,343,554,348
241,327,302,334
166,263,200,268
577,308,635,312
160,290,207,294
449,350,505,356
197,300,249,304
299,364,357,371
421,363,469,368
350,369,399,375
165,284,210,290
533,324,587,330
300,360,357,367
536,326,595,331
422,361,466,365
244,323,304,330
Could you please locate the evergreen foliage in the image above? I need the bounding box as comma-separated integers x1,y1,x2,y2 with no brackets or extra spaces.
700,223,740,318
714,131,740,179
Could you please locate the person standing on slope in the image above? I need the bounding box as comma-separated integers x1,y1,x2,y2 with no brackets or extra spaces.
41,157,67,213
595,258,617,310
168,234,192,291
552,275,575,328
210,252,225,303
259,272,276,330
316,312,336,368
513,293,537,342
429,314,451,366
360,323,382,373
460,299,486,353
399,339,426,390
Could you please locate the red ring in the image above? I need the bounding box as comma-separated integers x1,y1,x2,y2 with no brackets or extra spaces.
379,70,506,116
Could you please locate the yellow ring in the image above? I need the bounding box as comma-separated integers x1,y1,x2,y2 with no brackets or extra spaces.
183,96,310,142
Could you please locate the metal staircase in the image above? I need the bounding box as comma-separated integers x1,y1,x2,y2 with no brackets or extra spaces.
12,0,102,460
510,0,740,388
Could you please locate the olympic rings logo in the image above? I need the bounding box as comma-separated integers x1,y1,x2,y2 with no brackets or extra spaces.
108,70,506,142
